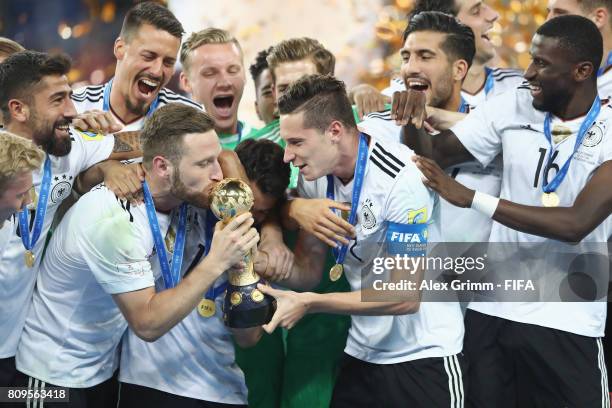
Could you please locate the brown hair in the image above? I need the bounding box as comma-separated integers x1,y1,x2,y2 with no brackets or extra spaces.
120,1,184,42
141,103,215,169
277,74,356,133
266,37,335,80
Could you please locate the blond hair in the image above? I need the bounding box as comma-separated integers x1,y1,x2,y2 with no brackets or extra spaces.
180,28,242,73
0,131,44,191
0,37,24,60
266,37,335,80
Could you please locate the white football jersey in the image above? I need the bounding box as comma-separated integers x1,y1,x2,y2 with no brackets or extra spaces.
71,82,202,131
0,130,113,359
452,86,612,337
16,185,168,387
120,207,248,405
298,136,464,364
359,108,503,243
598,67,612,101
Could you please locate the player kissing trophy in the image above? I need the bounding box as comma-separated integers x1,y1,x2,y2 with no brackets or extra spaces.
210,178,276,328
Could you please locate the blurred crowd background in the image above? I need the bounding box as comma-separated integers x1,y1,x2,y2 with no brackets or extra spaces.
0,0,547,127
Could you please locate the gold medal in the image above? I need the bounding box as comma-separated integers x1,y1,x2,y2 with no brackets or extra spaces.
198,298,216,318
250,289,264,303
329,263,343,282
541,192,560,207
230,291,243,306
24,251,35,268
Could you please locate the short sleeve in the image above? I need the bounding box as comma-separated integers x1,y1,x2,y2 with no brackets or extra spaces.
70,128,114,174
76,189,154,294
450,92,509,168
384,163,435,226
384,164,435,255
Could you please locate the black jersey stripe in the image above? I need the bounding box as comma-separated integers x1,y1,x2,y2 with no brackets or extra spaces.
158,94,202,109
72,95,104,104
370,156,397,178
491,68,522,77
71,92,104,102
494,73,524,82
371,148,401,173
365,113,392,121
373,142,405,168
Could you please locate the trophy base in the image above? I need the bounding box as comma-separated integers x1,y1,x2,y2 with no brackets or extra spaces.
223,280,277,328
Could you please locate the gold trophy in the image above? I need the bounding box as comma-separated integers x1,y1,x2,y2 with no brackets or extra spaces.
210,178,276,328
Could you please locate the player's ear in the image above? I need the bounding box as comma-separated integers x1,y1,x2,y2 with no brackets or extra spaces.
327,120,343,144
574,61,595,83
590,7,608,30
179,71,192,94
452,59,469,83
114,37,126,61
7,99,28,123
151,155,172,180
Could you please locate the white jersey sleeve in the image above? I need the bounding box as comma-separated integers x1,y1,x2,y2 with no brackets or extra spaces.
69,128,114,173
450,91,512,168
384,165,434,226
76,187,154,294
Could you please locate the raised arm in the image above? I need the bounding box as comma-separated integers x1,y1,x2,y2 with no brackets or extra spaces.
391,89,474,168
414,156,612,243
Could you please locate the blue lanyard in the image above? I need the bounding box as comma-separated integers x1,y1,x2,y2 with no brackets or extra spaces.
19,155,51,251
542,96,601,193
484,67,495,96
102,78,160,118
204,210,227,299
458,97,468,114
598,51,612,77
142,181,187,289
326,133,369,264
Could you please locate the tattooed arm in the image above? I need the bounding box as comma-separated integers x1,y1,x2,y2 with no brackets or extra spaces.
109,131,142,160
74,131,144,199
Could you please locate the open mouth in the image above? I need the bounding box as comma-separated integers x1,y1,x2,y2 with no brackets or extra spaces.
213,95,235,118
529,83,542,97
55,122,70,136
406,79,430,92
137,77,160,96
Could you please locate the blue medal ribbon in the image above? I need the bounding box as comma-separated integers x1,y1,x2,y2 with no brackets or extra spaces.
204,210,228,300
484,66,495,96
597,51,612,77
102,78,160,118
542,96,601,194
142,181,187,289
326,133,369,265
458,96,468,114
19,155,51,252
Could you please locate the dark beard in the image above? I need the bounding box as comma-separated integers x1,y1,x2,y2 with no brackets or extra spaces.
170,168,210,209
532,90,571,115
126,91,150,118
30,115,72,157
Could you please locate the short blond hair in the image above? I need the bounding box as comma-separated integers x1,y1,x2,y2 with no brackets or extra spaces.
0,37,24,60
0,131,44,191
267,37,335,80
180,28,242,73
